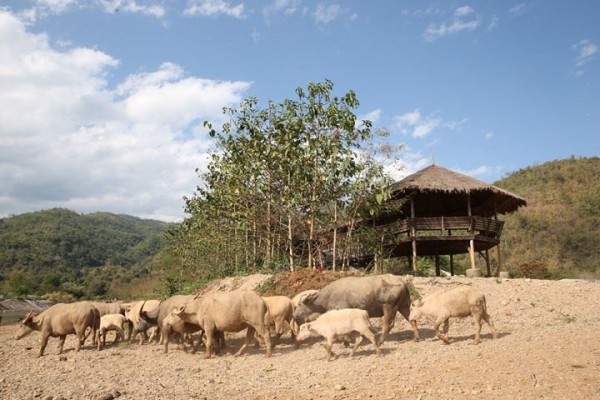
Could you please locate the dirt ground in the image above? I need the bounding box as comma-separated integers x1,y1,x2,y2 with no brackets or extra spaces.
1,275,599,400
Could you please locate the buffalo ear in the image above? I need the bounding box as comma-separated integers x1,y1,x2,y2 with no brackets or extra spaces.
23,310,35,322
411,298,423,307
173,305,185,315
301,291,319,305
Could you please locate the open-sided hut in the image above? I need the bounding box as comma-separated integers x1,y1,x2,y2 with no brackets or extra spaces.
378,164,526,276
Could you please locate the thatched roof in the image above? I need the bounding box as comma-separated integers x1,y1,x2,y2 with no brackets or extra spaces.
387,164,526,217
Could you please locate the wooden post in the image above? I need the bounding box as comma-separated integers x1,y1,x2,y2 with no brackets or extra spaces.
411,198,417,272
469,239,476,270
485,249,491,276
468,194,476,270
450,254,454,276
494,205,503,277
435,254,440,276
496,244,503,277
466,193,482,277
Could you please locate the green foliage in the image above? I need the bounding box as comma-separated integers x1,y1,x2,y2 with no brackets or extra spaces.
172,80,400,287
255,276,276,296
407,282,421,301
0,208,173,298
497,157,600,279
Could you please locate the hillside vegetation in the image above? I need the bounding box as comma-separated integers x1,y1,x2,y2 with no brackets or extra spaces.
496,156,600,278
0,157,597,301
0,208,173,299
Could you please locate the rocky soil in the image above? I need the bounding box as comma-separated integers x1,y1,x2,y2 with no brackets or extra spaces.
1,276,599,400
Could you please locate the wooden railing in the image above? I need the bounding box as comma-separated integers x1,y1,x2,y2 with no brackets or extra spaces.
386,216,504,239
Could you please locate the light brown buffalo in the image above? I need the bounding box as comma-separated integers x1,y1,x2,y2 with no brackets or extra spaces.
14,301,101,357
409,285,498,345
174,290,272,358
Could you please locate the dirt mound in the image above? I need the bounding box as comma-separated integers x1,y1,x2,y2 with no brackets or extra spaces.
194,273,274,296
193,269,359,298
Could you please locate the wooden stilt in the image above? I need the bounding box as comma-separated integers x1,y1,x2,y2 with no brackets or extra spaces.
496,244,502,277
411,198,417,272
469,239,476,269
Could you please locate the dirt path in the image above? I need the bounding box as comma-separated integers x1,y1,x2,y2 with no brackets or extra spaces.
1,276,599,400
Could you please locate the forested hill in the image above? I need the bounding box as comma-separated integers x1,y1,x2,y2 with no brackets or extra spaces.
0,208,174,298
495,156,600,278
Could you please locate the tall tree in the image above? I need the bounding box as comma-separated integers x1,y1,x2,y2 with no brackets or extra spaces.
177,80,397,277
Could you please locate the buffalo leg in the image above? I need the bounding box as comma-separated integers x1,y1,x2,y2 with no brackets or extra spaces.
114,327,124,344
442,319,450,343
324,337,335,361
39,333,51,357
471,310,482,345
213,330,225,355
235,327,255,357
362,329,381,357
481,310,498,340
350,334,363,357
59,335,68,353
434,317,450,344
254,325,272,357
203,326,215,359
379,305,395,346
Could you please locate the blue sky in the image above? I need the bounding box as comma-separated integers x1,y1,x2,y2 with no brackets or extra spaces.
0,1,598,222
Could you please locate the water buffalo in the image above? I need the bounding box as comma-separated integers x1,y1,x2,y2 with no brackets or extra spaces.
292,274,420,345
14,301,101,357
124,300,160,344
140,294,195,344
409,285,498,344
174,290,272,358
296,308,381,361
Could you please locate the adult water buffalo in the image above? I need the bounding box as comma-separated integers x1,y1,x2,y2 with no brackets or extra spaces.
124,300,160,344
14,301,101,357
140,294,195,344
292,274,420,345
174,290,272,358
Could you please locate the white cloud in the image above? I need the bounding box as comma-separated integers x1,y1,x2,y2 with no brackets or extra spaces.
458,164,506,180
360,109,382,124
262,0,300,25
484,131,494,140
572,39,597,76
424,5,482,42
184,0,247,19
572,39,598,77
97,0,166,18
393,109,466,139
35,0,77,14
383,150,431,182
509,3,527,16
394,110,438,138
265,0,299,16
314,3,341,25
0,10,251,221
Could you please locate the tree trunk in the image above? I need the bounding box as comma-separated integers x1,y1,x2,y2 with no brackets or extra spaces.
287,213,294,271
332,202,338,271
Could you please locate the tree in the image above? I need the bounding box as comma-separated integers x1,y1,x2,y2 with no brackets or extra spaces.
176,80,398,279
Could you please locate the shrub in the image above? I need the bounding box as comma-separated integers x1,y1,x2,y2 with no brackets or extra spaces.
42,291,77,303
513,262,549,279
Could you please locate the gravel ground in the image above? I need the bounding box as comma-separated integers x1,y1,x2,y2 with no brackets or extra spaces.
1,276,599,400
